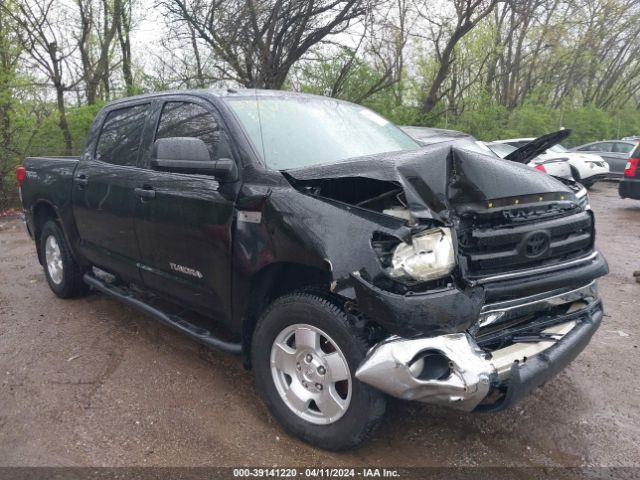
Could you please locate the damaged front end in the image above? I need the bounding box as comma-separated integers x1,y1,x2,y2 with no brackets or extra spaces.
284,140,608,411
356,281,602,411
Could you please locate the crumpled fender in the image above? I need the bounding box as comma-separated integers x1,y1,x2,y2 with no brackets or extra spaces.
351,272,485,337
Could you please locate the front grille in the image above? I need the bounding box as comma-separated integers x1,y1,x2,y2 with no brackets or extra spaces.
458,209,594,277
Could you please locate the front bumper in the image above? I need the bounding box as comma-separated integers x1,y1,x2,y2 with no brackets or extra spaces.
355,282,603,411
581,169,609,183
619,178,640,199
351,250,608,337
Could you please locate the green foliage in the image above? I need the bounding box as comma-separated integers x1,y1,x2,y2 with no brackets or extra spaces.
561,105,614,146
22,103,104,157
504,103,561,139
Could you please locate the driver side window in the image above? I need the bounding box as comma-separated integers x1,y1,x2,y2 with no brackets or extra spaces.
155,101,232,161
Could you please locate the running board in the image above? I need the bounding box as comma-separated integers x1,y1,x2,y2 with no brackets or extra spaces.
83,273,242,354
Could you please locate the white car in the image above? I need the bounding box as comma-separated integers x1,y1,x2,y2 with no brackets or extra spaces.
483,142,573,179
497,138,609,188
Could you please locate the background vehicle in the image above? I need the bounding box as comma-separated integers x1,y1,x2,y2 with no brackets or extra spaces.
572,140,636,178
403,127,574,180
497,138,609,187
17,90,607,450
400,126,474,143
484,141,573,180
619,144,640,200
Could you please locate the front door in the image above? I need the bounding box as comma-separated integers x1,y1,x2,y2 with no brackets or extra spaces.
133,99,238,323
71,103,150,282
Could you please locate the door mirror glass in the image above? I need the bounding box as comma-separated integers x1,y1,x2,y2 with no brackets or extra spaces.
150,137,236,179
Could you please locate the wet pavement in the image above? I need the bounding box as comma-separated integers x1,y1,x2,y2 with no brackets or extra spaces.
0,181,638,467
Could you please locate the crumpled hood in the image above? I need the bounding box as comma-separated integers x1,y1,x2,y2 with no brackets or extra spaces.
285,139,573,220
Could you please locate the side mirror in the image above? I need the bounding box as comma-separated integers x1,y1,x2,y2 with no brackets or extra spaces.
150,137,236,180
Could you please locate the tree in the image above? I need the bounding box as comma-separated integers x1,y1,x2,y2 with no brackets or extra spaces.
3,0,83,155
162,0,374,89
76,0,123,104
416,0,500,115
117,0,135,96
0,0,22,209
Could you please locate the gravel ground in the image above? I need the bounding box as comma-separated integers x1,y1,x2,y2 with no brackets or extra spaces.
0,181,639,468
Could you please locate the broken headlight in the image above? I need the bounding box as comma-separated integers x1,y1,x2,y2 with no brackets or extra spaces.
386,228,456,281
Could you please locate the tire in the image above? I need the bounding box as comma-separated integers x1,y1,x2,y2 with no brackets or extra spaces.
40,220,89,298
251,292,386,450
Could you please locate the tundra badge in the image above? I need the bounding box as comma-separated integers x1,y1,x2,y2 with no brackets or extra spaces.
170,262,203,279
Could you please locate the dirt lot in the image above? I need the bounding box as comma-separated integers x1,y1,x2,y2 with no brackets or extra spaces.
0,182,639,468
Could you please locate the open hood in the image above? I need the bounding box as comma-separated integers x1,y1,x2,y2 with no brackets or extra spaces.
504,129,572,164
284,139,573,221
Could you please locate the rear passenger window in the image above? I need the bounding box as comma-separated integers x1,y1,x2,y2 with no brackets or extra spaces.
155,102,231,160
95,104,149,166
613,142,634,154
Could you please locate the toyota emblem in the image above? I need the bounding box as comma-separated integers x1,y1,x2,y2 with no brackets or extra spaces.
524,232,550,258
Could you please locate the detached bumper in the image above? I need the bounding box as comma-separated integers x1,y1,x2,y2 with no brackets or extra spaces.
478,303,601,411
355,290,603,412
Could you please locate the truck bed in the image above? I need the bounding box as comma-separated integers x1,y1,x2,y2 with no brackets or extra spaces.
20,156,80,221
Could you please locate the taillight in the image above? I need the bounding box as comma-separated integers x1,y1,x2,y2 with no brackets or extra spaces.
16,166,26,187
624,158,639,177
534,164,547,173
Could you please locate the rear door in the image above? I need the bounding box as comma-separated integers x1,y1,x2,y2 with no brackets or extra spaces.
609,142,636,176
133,97,238,323
71,102,150,282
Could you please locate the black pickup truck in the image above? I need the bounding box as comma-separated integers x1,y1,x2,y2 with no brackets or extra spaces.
17,89,608,450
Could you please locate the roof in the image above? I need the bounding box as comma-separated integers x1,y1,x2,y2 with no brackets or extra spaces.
490,138,534,143
103,88,343,108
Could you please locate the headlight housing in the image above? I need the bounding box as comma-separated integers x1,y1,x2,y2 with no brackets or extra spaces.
574,186,590,210
386,228,456,281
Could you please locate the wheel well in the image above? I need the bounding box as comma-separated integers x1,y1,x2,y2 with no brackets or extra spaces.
570,165,581,181
241,262,332,369
32,202,59,264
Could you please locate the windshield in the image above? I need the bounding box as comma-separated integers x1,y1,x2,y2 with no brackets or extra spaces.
226,96,419,170
548,144,569,153
486,143,517,158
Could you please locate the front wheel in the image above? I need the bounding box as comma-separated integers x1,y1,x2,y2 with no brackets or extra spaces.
251,292,386,450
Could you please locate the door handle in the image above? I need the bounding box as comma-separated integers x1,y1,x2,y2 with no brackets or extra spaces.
134,187,156,200
74,174,88,187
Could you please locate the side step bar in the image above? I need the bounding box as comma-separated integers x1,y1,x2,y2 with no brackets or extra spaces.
83,273,242,354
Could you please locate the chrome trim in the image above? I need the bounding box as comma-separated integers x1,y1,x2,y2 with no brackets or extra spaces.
470,251,599,285
355,333,494,411
356,278,601,410
478,281,597,328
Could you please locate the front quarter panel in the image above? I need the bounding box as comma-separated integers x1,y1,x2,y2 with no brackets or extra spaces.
233,182,412,290
231,178,487,338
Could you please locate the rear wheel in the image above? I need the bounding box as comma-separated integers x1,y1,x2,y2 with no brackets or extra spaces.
252,292,386,450
40,220,89,298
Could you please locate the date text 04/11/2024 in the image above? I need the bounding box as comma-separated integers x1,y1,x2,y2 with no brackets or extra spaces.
232,468,401,478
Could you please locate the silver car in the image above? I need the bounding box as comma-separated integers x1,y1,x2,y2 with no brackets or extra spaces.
572,140,636,178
